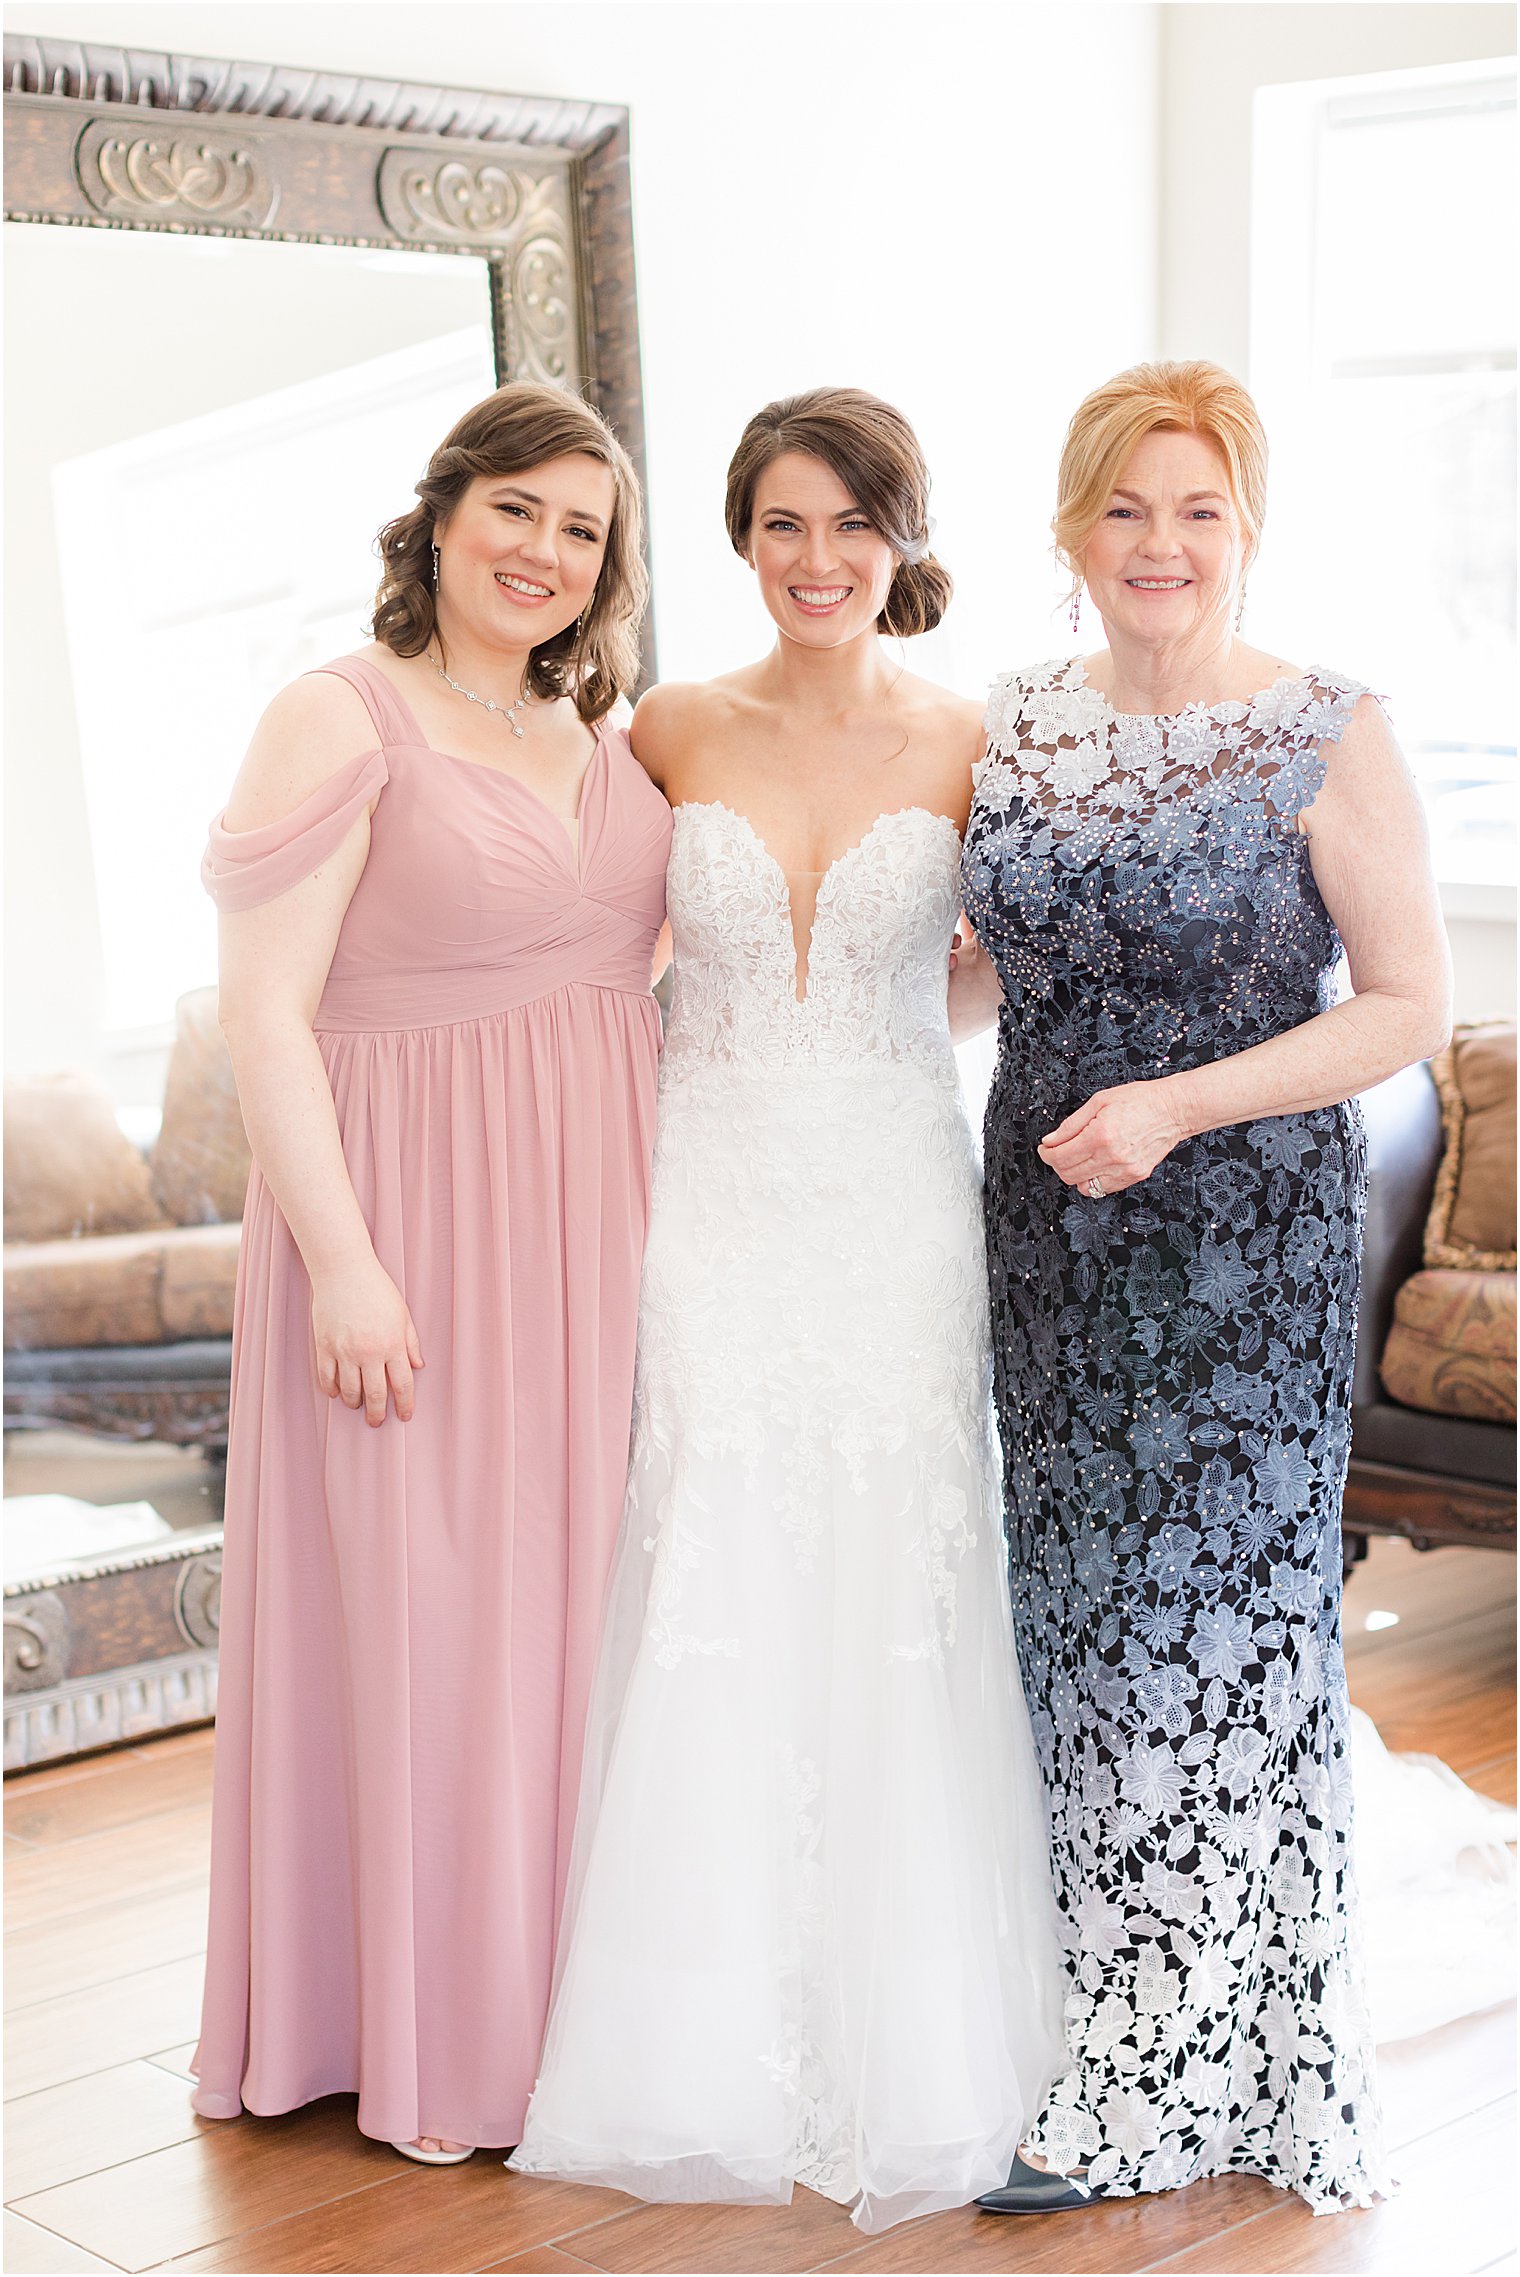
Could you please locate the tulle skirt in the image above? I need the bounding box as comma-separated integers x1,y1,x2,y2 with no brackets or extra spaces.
511,1058,1068,2230
1352,1707,1516,2044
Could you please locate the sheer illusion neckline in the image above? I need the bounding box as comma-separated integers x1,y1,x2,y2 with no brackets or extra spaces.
1065,655,1320,725
673,799,961,1005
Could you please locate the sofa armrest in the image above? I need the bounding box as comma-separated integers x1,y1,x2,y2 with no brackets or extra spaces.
1354,1060,1444,1410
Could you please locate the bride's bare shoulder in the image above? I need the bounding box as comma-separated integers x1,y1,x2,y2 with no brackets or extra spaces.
899,671,987,758
632,673,763,785
631,680,706,781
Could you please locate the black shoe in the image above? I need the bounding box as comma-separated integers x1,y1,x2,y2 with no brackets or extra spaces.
975,2153,1104,2214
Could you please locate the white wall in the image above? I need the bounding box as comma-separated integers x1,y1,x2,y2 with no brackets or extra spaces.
1159,1,1517,1022
6,0,1162,1094
1159,1,1513,374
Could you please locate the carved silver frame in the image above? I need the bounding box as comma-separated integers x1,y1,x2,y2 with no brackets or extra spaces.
2,32,649,488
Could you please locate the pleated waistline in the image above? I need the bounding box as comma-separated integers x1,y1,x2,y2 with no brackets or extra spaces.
314,973,660,1037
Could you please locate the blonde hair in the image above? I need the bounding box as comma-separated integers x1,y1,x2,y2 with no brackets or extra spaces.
1053,360,1268,607
372,382,647,727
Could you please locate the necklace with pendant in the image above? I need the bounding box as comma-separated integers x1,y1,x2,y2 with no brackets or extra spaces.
433,659,532,740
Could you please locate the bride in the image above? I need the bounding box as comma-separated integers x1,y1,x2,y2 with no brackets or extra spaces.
510,389,1066,2231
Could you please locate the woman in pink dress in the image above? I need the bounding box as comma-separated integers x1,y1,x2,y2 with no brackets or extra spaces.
192,383,671,2161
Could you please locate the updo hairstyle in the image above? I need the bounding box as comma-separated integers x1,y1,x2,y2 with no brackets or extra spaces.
1053,360,1269,613
372,380,647,726
724,387,951,637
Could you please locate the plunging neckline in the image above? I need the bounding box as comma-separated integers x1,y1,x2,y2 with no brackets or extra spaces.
674,800,961,1005
360,655,605,887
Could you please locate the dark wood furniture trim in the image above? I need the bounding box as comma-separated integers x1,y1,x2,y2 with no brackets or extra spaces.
1344,1454,1517,1556
4,1339,231,1451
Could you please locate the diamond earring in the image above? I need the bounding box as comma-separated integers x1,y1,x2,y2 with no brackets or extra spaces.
431,543,440,591
1235,581,1247,631
1069,582,1083,638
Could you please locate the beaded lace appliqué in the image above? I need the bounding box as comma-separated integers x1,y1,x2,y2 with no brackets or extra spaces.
962,657,1390,2216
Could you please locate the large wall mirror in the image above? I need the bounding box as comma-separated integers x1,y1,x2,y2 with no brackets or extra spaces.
2,33,648,1766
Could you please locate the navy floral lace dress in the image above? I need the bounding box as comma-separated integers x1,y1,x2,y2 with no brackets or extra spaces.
961,658,1391,2213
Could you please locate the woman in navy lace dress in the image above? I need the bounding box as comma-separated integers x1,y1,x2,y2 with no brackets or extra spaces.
958,363,1452,2215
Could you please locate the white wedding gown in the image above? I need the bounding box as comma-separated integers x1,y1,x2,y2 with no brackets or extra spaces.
511,802,1067,2232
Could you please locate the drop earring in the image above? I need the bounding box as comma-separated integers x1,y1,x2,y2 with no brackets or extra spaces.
431,543,440,591
1069,582,1083,638
1235,581,1247,631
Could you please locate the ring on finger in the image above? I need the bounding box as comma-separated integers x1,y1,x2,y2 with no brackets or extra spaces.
1086,1175,1106,1199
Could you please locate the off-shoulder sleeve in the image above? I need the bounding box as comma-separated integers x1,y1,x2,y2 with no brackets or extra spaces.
201,749,388,913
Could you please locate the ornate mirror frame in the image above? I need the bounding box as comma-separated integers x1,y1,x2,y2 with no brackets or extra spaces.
3,32,648,477
2,33,651,1768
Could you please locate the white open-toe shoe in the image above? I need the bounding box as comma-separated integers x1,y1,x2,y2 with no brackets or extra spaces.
391,2138,474,2166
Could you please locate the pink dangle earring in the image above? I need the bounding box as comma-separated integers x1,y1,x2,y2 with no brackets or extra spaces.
1069,581,1083,638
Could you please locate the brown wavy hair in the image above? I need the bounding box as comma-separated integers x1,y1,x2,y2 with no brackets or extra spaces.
372,381,647,725
724,387,951,636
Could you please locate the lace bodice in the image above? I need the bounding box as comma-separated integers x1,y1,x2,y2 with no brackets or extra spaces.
636,790,994,1637
976,656,1363,817
963,658,1368,1127
660,803,964,1082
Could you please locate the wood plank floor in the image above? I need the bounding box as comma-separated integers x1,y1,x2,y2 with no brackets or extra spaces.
4,1537,1513,2276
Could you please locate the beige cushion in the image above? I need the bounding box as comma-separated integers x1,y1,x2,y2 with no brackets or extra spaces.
3,1071,167,1244
4,1228,166,1350
160,1222,242,1340
2,1220,241,1351
1425,1023,1516,1270
1381,1268,1517,1425
150,987,251,1227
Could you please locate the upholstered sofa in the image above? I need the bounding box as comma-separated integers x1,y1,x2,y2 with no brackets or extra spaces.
3,989,248,1452
1346,1023,1517,1561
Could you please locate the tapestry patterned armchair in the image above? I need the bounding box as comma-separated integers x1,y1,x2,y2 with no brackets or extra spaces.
1346,1023,1517,1560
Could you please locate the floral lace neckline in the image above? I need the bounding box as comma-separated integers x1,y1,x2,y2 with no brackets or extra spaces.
976,655,1365,814
1064,655,1321,727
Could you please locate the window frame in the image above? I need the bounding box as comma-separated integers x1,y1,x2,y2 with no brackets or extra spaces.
1250,55,1516,922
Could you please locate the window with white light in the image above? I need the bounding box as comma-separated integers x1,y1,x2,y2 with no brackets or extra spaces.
1251,59,1515,901
53,324,497,1043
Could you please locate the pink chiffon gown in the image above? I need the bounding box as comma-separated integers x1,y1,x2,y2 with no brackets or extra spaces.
192,654,672,2148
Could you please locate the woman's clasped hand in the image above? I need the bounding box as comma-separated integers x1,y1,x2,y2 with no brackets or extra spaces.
1037,1078,1191,1195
